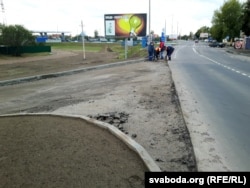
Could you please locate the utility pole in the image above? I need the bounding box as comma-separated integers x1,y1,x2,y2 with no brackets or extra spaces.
177,22,178,40
81,20,86,60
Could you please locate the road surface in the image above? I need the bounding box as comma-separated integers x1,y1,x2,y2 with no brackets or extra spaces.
169,41,250,171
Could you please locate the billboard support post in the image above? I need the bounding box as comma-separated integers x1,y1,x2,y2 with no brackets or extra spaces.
125,38,128,59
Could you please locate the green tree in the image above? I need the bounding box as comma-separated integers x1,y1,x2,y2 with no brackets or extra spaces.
211,9,224,41
0,23,5,44
241,0,250,36
195,26,210,39
94,30,99,38
211,0,243,41
189,31,194,39
1,24,35,56
0,23,4,31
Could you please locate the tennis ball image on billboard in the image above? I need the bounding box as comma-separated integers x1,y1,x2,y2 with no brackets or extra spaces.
104,13,147,37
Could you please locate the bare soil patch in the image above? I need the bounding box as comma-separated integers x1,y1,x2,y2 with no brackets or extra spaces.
0,115,147,188
0,49,122,81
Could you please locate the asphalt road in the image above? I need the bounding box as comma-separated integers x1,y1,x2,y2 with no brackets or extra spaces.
169,41,250,171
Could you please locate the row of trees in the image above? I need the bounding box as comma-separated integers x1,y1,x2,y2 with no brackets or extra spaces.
194,0,250,42
0,24,35,56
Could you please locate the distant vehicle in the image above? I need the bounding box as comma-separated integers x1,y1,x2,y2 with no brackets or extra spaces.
99,38,108,42
195,39,199,43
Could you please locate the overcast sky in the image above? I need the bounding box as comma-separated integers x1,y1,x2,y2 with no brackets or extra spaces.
1,0,247,36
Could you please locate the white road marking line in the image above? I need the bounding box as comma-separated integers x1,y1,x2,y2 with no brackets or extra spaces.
192,47,250,79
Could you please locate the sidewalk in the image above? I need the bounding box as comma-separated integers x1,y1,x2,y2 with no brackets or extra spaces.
225,46,250,57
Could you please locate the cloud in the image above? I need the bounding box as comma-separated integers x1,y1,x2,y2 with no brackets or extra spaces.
2,0,245,36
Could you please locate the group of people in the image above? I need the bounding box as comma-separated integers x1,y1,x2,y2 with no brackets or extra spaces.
148,40,175,61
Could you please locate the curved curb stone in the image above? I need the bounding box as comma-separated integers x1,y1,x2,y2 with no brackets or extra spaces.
0,113,161,172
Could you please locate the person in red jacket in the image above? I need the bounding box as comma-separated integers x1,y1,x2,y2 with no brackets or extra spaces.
159,39,165,59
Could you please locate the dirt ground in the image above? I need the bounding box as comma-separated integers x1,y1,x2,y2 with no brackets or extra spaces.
0,48,197,187
0,115,148,188
0,49,124,81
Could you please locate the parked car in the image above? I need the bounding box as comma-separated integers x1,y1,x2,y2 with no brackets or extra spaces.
218,42,226,48
209,41,218,47
209,41,225,48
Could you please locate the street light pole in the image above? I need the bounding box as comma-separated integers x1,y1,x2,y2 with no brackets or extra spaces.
165,19,166,43
171,14,173,37
149,0,151,42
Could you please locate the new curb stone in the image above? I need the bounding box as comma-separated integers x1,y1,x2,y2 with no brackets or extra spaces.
0,58,146,87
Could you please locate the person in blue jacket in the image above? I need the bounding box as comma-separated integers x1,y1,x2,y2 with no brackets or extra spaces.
148,41,155,61
165,45,175,61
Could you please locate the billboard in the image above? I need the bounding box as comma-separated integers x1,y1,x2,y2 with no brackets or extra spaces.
200,33,209,38
104,13,147,37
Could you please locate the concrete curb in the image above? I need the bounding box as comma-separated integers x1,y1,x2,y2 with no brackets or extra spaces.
0,58,146,87
0,113,161,172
